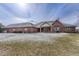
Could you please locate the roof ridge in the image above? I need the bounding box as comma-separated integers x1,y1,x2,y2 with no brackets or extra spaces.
7,22,34,26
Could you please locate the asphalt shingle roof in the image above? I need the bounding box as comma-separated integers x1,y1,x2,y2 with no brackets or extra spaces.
5,20,76,28
5,22,34,28
35,21,54,28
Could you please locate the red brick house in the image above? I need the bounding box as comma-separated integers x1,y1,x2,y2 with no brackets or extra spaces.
36,20,76,33
4,22,37,33
4,20,76,33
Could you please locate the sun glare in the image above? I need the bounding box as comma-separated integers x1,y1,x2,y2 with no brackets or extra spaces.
17,3,26,7
17,3,29,10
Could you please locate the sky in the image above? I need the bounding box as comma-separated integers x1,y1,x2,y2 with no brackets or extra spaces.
0,3,79,25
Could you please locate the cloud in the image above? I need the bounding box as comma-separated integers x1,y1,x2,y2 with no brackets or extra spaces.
12,17,27,23
61,11,79,24
0,3,79,25
10,16,37,24
47,4,67,20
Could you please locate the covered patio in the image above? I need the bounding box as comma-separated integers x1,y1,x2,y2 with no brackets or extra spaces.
39,22,52,32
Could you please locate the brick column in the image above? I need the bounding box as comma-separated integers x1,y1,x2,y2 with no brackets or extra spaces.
51,26,52,32
40,27,41,32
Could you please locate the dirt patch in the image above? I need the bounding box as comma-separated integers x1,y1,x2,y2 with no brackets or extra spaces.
0,47,11,56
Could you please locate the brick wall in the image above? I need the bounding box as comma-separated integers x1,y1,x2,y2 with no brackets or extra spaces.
51,20,64,32
5,27,37,33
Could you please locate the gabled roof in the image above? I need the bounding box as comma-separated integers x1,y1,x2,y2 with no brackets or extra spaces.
36,20,76,28
41,22,50,27
35,21,54,28
5,22,34,28
5,20,76,28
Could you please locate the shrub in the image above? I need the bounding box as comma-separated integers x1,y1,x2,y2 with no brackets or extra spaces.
0,27,4,33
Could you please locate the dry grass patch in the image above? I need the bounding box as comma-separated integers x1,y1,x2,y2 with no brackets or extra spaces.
0,33,79,56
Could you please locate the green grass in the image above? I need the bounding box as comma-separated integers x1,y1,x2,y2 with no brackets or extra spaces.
0,33,79,56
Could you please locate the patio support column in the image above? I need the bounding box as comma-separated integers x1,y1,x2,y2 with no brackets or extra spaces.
40,27,41,32
51,26,52,32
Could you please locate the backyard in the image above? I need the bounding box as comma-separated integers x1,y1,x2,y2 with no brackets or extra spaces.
0,33,79,56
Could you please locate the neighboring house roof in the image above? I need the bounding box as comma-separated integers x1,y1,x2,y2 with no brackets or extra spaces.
5,22,35,28
63,23,76,27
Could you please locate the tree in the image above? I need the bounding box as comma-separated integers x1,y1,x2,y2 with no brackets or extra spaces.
0,23,4,33
0,27,4,33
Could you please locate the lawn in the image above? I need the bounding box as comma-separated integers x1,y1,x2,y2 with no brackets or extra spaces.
0,33,79,56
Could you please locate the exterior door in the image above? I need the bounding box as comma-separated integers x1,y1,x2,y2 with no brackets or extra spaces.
43,27,49,32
